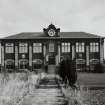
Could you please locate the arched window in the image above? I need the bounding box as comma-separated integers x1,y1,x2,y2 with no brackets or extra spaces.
5,59,14,69
19,59,28,69
33,59,42,69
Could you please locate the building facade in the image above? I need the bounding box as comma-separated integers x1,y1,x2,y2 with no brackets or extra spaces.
0,24,104,73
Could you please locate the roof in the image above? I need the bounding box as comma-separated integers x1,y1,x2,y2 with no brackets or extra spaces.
2,32,103,39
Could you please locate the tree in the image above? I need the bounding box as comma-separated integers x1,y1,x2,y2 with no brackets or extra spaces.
58,57,77,88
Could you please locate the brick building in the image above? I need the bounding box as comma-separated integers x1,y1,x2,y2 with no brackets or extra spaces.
0,24,104,73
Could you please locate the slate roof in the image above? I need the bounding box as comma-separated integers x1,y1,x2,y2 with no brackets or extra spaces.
2,32,103,39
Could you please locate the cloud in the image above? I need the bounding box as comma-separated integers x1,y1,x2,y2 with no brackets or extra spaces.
0,0,104,37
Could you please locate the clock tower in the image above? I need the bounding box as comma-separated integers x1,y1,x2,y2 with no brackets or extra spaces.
43,24,60,37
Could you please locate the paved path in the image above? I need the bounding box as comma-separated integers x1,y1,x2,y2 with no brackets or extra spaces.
20,75,68,105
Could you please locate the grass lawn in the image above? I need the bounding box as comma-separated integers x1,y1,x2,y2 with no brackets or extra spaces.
0,73,39,105
0,72,105,105
77,72,105,88
69,72,105,105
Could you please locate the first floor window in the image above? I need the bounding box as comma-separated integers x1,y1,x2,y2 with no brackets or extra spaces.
33,43,42,53
19,43,28,53
90,42,99,52
5,43,14,53
61,42,70,53
76,42,84,53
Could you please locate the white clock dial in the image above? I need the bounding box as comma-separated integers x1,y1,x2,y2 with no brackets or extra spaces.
48,29,55,36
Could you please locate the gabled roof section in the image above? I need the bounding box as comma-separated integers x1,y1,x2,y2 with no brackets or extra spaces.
2,32,103,39
3,32,45,39
60,32,102,38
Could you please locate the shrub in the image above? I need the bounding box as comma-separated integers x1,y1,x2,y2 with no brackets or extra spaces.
94,63,105,73
58,58,77,87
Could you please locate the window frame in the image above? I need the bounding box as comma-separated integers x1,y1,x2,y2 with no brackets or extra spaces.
90,42,99,52
61,42,70,53
19,43,28,53
33,43,42,53
76,42,85,53
5,43,14,53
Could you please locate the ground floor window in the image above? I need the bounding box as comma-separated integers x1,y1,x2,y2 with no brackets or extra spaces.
89,52,99,59
76,64,85,71
89,59,99,71
5,59,14,70
76,59,85,71
32,59,43,69
19,59,28,69
33,64,42,69
76,53,85,59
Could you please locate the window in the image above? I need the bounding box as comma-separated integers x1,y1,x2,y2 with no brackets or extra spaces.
19,43,28,53
76,42,84,53
61,42,70,53
6,59,14,69
5,43,14,53
33,59,43,69
90,42,99,52
19,59,28,69
33,43,42,53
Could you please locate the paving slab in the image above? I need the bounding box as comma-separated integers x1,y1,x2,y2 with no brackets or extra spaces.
20,75,68,105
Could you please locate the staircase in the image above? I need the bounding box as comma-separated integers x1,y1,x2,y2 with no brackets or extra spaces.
21,75,68,105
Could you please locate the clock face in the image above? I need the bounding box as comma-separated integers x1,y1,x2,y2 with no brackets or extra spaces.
48,29,55,36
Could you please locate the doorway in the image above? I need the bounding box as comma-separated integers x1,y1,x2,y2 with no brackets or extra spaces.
47,42,56,73
48,54,55,65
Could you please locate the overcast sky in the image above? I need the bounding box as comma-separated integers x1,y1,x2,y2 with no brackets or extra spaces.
0,0,105,38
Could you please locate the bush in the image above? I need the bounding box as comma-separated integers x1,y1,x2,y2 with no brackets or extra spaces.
94,63,105,73
58,58,77,87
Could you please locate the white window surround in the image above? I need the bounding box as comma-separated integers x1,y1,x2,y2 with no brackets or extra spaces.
5,43,14,53
61,42,70,53
33,43,42,53
19,43,28,53
90,42,99,52
76,42,84,53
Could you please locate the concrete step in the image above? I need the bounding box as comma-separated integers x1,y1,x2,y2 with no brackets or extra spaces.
38,85,59,89
21,76,68,105
39,80,57,85
21,98,68,105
